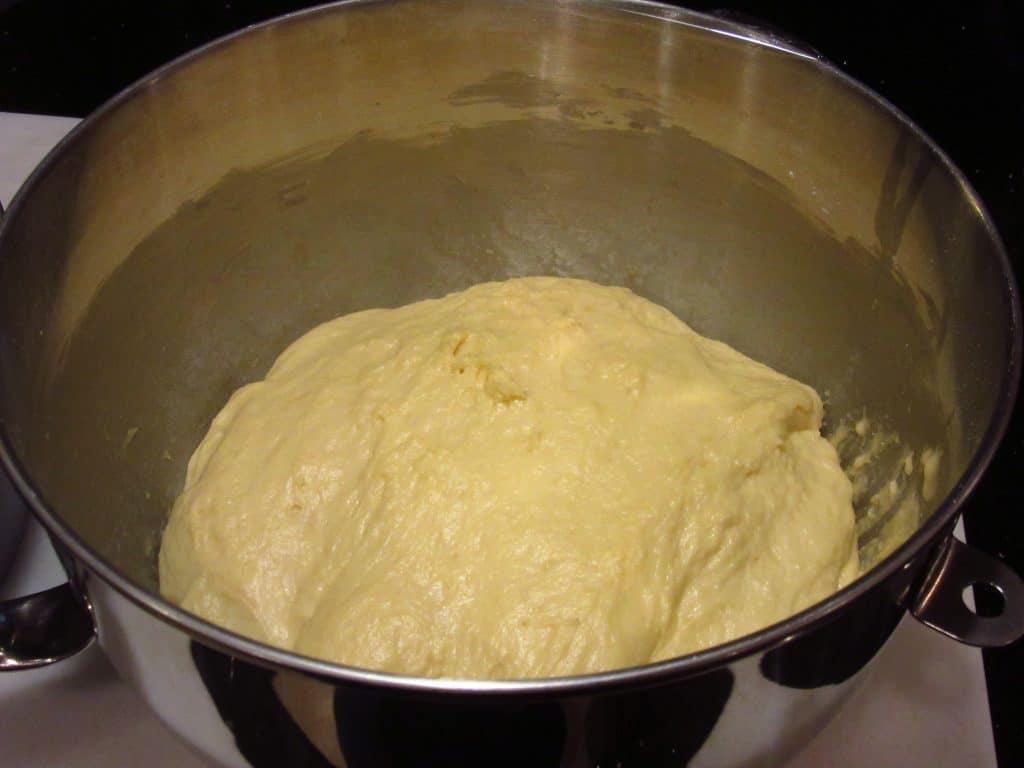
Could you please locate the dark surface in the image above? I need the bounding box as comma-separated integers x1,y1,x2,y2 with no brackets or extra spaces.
0,0,1020,764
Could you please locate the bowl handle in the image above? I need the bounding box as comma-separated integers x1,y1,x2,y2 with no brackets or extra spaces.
911,535,1024,647
0,583,96,670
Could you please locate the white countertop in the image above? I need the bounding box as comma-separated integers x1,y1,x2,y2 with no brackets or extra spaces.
0,112,999,767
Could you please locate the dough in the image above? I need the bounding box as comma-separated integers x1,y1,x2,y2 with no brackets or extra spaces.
160,277,858,678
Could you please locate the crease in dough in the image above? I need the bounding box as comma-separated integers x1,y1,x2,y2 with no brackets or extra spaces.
159,276,858,679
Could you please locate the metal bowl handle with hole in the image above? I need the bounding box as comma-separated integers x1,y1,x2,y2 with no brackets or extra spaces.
0,582,96,670
912,536,1024,647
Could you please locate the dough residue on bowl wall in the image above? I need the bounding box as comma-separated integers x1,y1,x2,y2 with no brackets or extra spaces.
829,416,943,569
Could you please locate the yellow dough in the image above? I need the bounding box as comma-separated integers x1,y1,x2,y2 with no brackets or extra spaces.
159,277,858,678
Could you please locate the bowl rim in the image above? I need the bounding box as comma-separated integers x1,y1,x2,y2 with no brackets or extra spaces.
0,0,1020,695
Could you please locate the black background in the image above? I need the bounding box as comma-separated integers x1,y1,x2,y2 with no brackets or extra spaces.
1,1,1021,764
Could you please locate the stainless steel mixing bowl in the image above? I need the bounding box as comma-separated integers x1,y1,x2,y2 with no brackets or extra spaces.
1,1,1022,765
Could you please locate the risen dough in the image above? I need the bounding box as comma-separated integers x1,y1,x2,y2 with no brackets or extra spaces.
160,277,858,678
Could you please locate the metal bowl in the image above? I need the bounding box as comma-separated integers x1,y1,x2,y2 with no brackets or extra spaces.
0,1,1021,765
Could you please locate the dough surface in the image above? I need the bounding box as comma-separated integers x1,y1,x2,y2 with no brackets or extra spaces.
160,277,858,678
